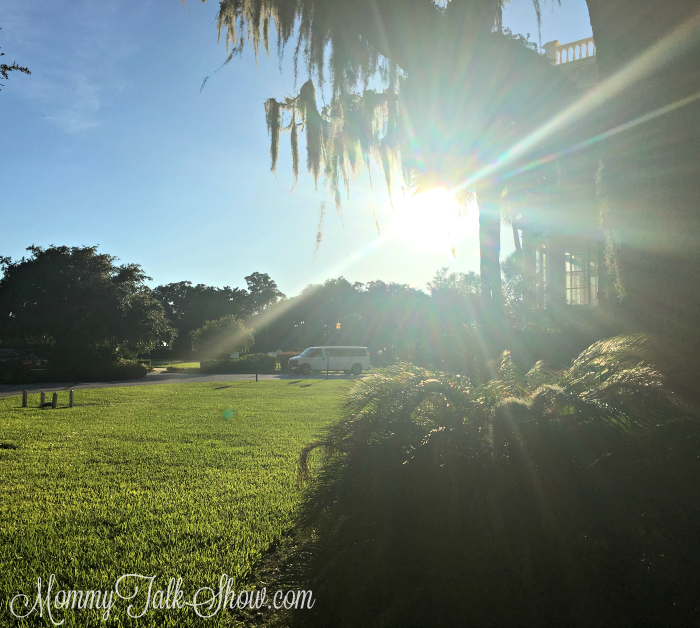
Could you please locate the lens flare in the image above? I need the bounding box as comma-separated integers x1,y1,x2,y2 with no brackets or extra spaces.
391,187,474,253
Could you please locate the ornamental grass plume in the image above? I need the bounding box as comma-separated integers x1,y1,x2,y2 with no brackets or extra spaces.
282,334,700,627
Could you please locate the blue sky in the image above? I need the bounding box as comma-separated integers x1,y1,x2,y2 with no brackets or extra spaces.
0,0,592,297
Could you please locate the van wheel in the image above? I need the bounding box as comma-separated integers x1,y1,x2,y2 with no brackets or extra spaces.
300,364,311,376
351,363,362,376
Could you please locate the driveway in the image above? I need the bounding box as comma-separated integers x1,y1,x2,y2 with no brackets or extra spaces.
0,368,368,398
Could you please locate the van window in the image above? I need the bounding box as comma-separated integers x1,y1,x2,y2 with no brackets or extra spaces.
323,347,368,357
308,348,323,357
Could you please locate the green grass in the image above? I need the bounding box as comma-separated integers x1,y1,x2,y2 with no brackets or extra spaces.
150,360,200,369
0,380,351,627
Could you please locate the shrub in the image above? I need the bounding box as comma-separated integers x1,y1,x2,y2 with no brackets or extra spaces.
45,358,147,382
191,316,254,359
282,335,700,627
200,354,277,374
136,359,153,371
100,360,148,381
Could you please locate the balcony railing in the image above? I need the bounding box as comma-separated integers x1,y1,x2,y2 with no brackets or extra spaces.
551,37,596,65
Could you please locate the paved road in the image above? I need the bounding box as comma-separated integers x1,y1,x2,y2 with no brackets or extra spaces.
0,368,368,398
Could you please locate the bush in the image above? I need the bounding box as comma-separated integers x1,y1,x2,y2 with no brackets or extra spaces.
191,316,254,359
0,344,149,383
200,354,277,374
281,335,700,627
44,358,147,382
22,347,148,382
100,360,148,380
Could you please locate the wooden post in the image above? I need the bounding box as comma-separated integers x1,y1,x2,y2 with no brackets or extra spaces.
52,392,58,409
22,390,28,408
69,390,74,408
326,355,329,380
40,391,46,405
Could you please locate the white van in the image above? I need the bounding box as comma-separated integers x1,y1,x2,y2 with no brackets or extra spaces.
288,346,370,375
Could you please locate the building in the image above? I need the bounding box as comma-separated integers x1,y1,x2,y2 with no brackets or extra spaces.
513,37,609,319
542,38,599,90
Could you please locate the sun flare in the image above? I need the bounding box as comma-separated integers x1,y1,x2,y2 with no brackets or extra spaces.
391,187,474,253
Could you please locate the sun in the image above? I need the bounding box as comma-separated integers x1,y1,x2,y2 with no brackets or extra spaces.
391,187,474,253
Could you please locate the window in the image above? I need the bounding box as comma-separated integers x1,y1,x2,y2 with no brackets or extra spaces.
325,348,367,357
565,238,598,306
308,348,323,357
535,244,547,308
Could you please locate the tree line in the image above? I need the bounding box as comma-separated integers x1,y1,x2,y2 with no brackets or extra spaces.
2,244,579,375
0,246,282,363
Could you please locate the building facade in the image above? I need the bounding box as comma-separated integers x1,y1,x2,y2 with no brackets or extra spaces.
514,37,608,321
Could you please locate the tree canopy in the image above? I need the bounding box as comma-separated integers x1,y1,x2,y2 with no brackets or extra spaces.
191,314,254,358
245,271,286,314
153,280,249,350
0,245,175,353
153,272,284,353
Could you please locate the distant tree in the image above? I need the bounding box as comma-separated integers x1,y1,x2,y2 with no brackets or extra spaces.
0,245,175,353
248,277,426,354
153,280,249,353
0,28,30,92
427,267,481,297
245,272,285,314
191,315,254,358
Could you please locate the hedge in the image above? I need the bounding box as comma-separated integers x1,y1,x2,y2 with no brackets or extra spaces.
200,354,278,374
41,359,148,383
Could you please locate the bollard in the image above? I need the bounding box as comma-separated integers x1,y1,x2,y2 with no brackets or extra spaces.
52,392,58,409
40,392,46,405
69,390,74,408
22,390,28,408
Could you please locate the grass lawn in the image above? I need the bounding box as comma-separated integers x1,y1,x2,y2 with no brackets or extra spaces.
0,380,351,627
150,360,201,369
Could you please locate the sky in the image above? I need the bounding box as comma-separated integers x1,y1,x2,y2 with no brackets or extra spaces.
0,0,592,298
